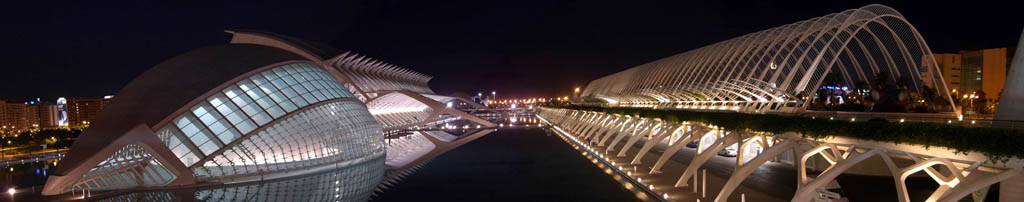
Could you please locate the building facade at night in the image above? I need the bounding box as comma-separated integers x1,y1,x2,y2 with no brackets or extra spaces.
957,48,1016,100
42,30,495,201
64,96,105,128
931,53,962,94
1,100,31,131
577,4,959,113
0,99,63,131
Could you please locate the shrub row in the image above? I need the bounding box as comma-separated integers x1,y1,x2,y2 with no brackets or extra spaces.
547,105,1024,161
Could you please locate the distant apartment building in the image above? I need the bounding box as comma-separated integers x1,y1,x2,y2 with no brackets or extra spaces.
26,103,39,129
0,100,5,130
2,101,30,131
931,47,1016,100
64,97,105,128
37,103,61,129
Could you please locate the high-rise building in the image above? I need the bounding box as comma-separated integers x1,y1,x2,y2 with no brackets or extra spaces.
0,100,6,130
37,103,60,129
2,101,30,131
65,97,104,128
26,102,39,129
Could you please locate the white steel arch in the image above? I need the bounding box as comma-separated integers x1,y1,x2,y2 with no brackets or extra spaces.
579,4,957,113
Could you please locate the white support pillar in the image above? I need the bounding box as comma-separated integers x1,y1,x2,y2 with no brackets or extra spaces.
792,148,884,202
939,168,1023,202
617,121,659,157
650,129,703,174
676,133,738,187
713,139,797,202
599,117,633,146
896,158,965,202
606,119,644,151
588,117,618,142
632,124,684,164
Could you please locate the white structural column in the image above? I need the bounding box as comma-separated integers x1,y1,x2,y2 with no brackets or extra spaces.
676,132,738,187
895,158,965,202
617,121,660,157
582,114,605,135
631,124,684,164
940,168,1023,202
596,117,629,145
584,116,616,141
650,129,704,174
538,107,1024,202
714,139,797,202
604,118,642,149
600,117,633,146
579,114,606,139
792,146,884,202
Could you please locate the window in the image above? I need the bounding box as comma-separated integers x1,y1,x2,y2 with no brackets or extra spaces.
158,63,358,170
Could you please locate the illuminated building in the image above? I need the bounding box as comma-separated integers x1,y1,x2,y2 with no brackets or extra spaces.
2,101,29,131
576,4,958,113
64,97,104,128
958,48,1016,100
37,102,61,129
929,53,962,94
43,30,494,201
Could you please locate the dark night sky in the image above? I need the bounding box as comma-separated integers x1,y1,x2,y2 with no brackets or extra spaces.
1,0,1020,101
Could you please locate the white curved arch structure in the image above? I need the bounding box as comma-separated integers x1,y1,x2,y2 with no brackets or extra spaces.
579,4,957,113
44,30,496,200
540,107,1024,202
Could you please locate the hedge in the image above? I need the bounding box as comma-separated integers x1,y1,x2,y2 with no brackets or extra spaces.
547,105,1024,162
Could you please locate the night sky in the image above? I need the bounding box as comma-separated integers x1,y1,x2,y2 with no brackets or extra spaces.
1,0,1020,101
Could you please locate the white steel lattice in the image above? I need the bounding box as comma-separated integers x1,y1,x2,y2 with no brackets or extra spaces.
579,4,956,113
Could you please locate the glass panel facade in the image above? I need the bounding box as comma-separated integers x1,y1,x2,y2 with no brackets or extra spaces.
193,101,382,180
70,144,177,191
155,63,364,175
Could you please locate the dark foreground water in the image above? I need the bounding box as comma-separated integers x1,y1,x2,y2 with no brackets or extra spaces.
370,128,640,202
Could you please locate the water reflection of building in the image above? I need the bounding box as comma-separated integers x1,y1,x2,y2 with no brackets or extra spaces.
43,34,385,200
43,30,495,202
98,158,385,202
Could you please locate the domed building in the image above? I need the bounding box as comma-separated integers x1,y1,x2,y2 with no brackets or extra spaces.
43,30,495,201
